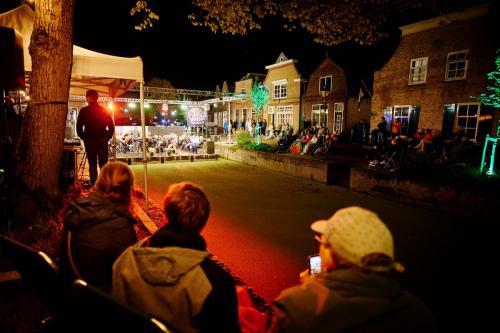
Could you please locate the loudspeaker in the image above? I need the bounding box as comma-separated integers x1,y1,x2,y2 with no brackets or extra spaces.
0,27,25,90
205,140,215,154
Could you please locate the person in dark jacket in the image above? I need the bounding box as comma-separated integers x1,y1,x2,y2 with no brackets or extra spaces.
269,206,436,333
76,89,115,184
112,182,240,333
61,161,138,292
376,117,387,144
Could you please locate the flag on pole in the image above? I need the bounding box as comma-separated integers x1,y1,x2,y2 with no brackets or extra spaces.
358,85,364,112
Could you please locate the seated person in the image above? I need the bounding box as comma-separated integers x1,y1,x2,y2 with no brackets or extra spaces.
268,123,276,138
302,134,318,155
269,207,436,333
290,133,303,154
413,129,433,151
61,162,138,292
409,129,425,148
112,182,240,333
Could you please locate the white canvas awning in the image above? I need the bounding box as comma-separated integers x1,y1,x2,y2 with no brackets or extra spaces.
0,4,144,97
1,4,150,212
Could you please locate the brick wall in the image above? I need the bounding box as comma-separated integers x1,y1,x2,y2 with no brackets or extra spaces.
264,62,301,131
371,15,496,136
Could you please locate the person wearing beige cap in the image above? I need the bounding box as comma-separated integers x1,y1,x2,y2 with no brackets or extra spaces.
268,206,436,333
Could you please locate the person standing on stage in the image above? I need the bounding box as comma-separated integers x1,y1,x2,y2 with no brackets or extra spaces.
76,89,114,185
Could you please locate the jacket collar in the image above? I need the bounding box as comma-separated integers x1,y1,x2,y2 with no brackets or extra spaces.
148,223,207,251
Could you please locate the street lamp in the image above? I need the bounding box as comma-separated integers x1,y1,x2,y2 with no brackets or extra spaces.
320,90,330,128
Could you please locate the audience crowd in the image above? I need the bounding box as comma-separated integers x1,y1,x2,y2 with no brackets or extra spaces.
56,160,437,332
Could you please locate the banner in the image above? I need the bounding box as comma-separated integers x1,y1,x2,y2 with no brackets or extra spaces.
187,106,208,126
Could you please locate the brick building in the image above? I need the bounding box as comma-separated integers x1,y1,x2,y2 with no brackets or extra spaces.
263,53,303,132
371,3,497,142
304,56,371,136
229,73,265,128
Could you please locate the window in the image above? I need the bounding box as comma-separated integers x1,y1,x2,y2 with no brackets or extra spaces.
273,80,287,99
276,105,293,126
235,110,239,122
333,103,344,134
393,106,411,136
319,76,332,92
241,88,246,94
312,104,328,127
445,50,468,81
384,105,420,138
456,103,480,141
408,57,428,84
267,106,275,125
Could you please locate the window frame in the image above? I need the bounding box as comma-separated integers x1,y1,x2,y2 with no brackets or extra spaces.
272,79,288,100
455,102,480,142
393,105,412,136
408,57,428,85
319,75,332,93
276,105,293,126
312,104,328,127
445,50,469,81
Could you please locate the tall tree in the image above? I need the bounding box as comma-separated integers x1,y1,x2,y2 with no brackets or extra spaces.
16,0,74,197
247,78,269,144
187,0,482,46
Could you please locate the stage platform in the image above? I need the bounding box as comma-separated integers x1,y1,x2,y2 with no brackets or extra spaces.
74,149,218,183
113,151,219,163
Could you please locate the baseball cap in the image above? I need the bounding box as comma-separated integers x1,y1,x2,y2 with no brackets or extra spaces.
311,206,403,272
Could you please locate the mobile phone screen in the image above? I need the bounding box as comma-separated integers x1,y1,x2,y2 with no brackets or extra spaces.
309,255,322,275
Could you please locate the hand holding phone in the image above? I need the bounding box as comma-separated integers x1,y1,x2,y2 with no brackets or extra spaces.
308,254,322,275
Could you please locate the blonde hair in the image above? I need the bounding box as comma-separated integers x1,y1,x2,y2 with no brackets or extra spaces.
162,182,210,233
92,161,134,206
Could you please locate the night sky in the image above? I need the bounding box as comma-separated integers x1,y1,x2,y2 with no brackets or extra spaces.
1,0,490,91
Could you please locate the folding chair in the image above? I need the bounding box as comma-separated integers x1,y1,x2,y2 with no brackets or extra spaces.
72,279,171,333
0,234,74,331
383,150,400,171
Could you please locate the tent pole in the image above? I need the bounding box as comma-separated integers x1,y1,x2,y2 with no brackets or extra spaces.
111,96,116,161
140,81,149,214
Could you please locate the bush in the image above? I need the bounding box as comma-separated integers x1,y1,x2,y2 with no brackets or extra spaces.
397,162,500,197
239,142,279,153
236,130,279,153
236,130,252,146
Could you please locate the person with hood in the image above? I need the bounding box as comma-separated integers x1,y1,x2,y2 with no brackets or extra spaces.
111,182,240,333
61,161,138,292
268,206,436,333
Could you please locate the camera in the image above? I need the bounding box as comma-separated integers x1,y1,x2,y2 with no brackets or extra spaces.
308,254,322,275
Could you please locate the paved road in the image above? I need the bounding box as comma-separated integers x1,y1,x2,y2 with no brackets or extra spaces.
130,159,496,332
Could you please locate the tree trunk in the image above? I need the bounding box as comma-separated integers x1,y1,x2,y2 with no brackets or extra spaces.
16,0,74,197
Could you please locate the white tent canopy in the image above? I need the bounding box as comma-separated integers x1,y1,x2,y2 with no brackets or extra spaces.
0,4,143,97
0,4,150,211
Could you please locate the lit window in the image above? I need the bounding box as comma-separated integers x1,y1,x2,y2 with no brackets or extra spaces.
456,102,480,141
273,80,287,99
445,50,468,81
312,104,328,127
408,57,428,84
276,105,293,125
319,76,332,92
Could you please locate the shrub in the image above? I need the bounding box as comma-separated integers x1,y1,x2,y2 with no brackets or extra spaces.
236,130,279,153
396,162,500,197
